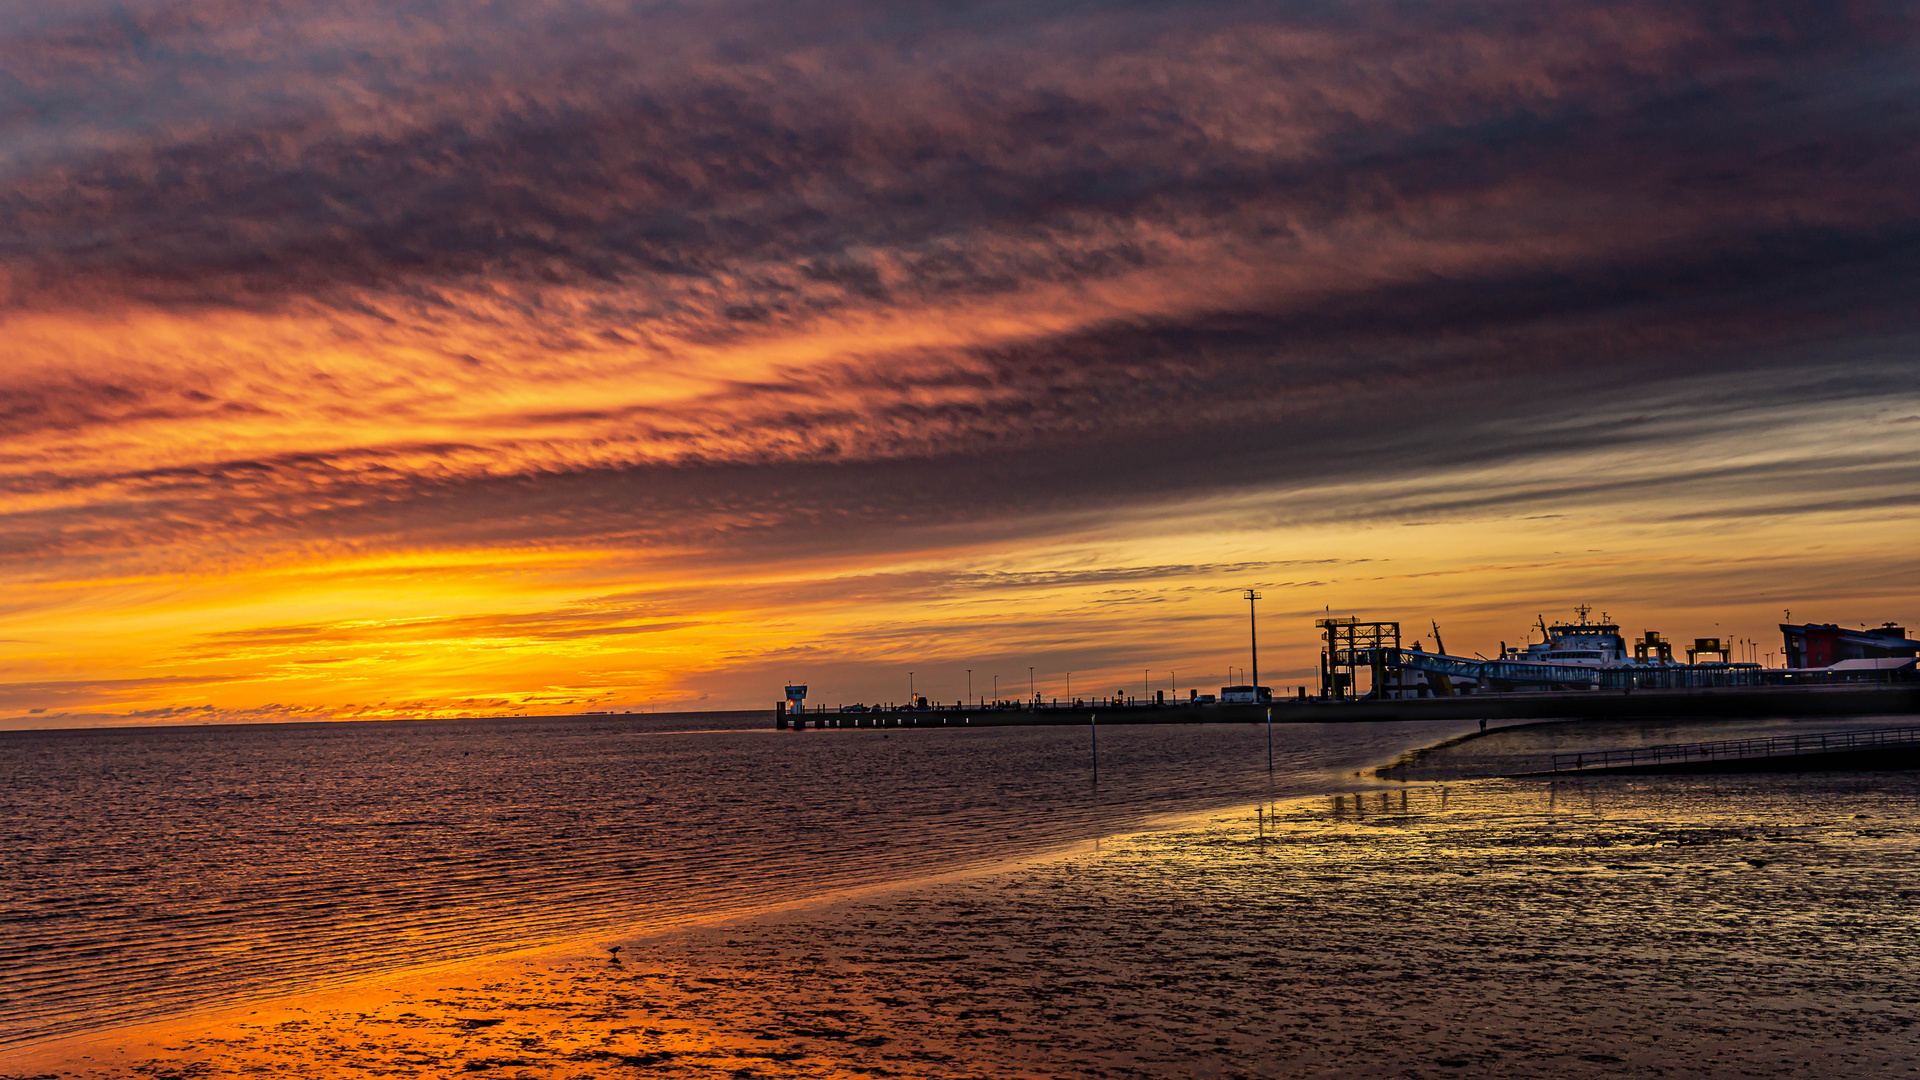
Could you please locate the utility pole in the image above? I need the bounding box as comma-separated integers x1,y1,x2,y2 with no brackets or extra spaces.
1244,589,1262,697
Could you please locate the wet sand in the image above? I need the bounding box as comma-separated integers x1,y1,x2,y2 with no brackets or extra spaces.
14,756,1920,1080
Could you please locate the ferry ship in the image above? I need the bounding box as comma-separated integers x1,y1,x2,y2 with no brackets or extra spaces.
1501,606,1657,668
1393,605,1744,693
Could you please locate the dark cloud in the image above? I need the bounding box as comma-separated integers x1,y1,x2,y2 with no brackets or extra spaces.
5,1,1916,321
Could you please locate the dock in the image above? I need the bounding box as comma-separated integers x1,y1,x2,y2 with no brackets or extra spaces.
775,683,1920,729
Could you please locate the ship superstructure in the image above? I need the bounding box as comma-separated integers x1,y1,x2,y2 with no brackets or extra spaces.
1504,607,1633,667
1374,605,1761,695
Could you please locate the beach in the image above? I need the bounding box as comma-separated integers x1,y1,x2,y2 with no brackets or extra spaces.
15,725,1919,1079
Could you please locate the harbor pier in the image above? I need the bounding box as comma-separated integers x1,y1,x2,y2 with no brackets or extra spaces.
775,683,1920,730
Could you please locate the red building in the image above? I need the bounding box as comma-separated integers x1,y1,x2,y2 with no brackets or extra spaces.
1780,623,1919,669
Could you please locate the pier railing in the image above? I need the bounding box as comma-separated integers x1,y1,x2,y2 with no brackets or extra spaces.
1550,725,1920,773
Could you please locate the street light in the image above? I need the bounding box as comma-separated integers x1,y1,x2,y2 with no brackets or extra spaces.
1244,588,1262,698
909,671,915,704
1066,672,1072,699
967,669,973,709
1029,666,1034,700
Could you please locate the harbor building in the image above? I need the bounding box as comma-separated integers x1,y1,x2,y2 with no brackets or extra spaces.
1780,623,1919,670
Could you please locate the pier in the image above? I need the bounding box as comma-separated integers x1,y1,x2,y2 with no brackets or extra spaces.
774,683,1920,729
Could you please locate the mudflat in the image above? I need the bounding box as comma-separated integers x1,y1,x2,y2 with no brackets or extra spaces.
16,766,1918,1079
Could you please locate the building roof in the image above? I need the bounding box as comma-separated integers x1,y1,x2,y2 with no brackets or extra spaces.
1780,623,1920,651
1827,657,1918,672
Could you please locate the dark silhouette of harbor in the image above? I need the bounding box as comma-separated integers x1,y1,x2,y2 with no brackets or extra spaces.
778,683,1920,729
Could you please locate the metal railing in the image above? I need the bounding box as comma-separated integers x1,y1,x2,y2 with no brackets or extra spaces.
1550,725,1920,772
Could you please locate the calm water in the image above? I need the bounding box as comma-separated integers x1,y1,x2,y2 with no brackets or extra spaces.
0,712,1468,1046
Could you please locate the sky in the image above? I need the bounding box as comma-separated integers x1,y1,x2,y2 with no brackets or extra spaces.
3,0,1918,726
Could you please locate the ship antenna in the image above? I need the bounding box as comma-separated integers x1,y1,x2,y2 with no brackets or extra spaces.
1574,603,1592,623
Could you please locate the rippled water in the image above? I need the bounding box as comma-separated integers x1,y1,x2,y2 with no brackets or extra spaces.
0,712,1468,1046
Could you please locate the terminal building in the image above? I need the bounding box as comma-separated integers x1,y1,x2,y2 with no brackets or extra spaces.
1780,623,1919,672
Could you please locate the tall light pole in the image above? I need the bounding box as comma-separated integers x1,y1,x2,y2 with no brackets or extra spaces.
1029,666,1034,700
1244,588,1262,697
993,674,998,701
967,669,973,709
1066,672,1072,699
909,671,915,704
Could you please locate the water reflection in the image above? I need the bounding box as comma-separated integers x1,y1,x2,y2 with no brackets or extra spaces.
0,713,1469,1046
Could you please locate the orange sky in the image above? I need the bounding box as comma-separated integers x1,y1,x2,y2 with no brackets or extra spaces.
4,1,1918,726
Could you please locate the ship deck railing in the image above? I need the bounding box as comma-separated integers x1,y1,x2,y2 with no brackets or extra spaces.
1549,725,1920,773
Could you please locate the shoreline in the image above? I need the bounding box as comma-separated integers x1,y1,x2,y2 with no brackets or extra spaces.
7,770,1398,1068
13,717,1453,1052
17,719,1918,1078
15,767,1919,1078
7,787,1350,1075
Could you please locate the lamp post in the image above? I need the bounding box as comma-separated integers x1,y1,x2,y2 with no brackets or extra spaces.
909,671,914,705
1066,672,1072,700
1029,667,1034,701
967,669,973,709
1244,588,1262,697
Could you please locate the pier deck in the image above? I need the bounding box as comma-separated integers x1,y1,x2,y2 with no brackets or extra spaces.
776,684,1920,730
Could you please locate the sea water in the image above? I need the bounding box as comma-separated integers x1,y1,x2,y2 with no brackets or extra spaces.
0,713,1468,1046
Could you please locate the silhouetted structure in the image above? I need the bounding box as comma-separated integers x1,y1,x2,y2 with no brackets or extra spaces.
1317,618,1400,698
1780,623,1919,669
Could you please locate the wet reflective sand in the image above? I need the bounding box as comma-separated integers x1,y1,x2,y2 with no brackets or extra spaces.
18,763,1918,1079
0,714,1463,1049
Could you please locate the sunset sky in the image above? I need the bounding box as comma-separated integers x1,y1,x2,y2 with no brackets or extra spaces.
4,0,1918,726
